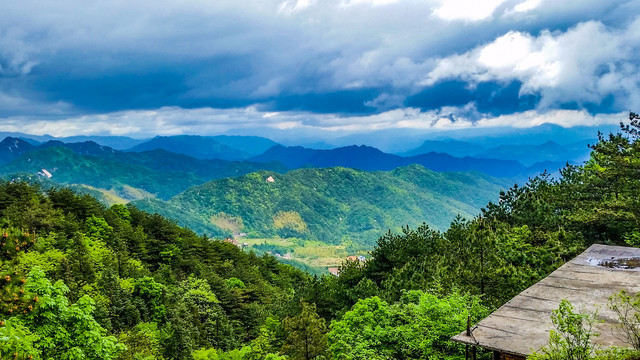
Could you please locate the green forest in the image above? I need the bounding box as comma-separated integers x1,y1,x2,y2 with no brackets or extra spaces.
4,114,640,359
135,165,507,244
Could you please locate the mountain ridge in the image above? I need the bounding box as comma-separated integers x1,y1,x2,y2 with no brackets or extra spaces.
251,144,535,178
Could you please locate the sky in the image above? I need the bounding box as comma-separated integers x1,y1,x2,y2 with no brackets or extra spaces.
0,0,639,138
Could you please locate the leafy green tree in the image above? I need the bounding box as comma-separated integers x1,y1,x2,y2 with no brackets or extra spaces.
192,346,263,360
327,291,487,360
246,316,287,360
0,318,40,359
327,296,393,360
0,266,124,359
609,290,640,350
98,270,141,333
118,322,167,360
133,277,166,323
0,228,37,317
226,278,246,290
531,300,598,360
366,224,443,284
85,215,114,243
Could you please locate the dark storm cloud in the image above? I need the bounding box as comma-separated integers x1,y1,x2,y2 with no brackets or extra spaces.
406,80,541,116
0,0,639,136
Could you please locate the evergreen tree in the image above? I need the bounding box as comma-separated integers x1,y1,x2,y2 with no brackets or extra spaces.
282,301,327,360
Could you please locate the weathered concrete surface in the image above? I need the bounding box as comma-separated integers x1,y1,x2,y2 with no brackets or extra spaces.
452,244,640,356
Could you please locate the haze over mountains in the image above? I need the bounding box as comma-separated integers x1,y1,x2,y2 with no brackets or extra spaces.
128,135,279,160
250,144,559,178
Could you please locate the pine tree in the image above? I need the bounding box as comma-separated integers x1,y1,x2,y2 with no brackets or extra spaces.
281,301,327,360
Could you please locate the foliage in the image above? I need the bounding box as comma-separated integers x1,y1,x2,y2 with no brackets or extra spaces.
0,266,125,359
593,347,640,360
0,180,311,360
327,290,488,360
0,318,40,359
0,228,37,316
117,322,167,360
609,290,640,350
273,211,309,238
530,300,599,360
530,294,640,360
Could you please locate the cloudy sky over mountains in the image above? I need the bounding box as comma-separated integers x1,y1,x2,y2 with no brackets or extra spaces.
1,0,639,137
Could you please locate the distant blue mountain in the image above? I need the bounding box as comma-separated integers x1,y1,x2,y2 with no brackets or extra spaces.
454,123,616,147
402,138,594,166
251,144,530,178
474,141,589,166
273,122,617,153
128,135,246,160
0,133,146,150
59,135,146,150
128,135,279,160
0,137,37,164
39,140,118,157
210,135,279,156
399,140,486,158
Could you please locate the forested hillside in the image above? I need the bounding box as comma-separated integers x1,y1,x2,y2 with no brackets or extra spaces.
0,182,312,359
134,165,509,244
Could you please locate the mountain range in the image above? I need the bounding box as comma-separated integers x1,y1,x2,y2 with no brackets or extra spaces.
128,135,279,160
0,132,581,183
250,144,567,178
400,139,592,166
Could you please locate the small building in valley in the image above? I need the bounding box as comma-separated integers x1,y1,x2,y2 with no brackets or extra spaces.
451,244,640,359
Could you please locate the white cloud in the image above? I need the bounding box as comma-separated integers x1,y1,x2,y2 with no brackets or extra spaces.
340,0,400,7
433,0,508,22
423,18,640,111
278,0,314,14
509,0,543,14
475,109,621,128
0,105,622,138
